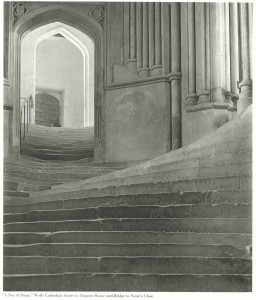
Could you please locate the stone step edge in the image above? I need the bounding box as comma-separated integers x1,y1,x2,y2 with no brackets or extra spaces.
3,273,252,277
3,255,252,260
4,231,252,235
4,203,252,216
3,243,252,250
24,175,253,201
4,217,252,224
4,189,252,207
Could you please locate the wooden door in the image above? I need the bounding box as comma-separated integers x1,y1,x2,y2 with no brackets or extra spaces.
35,93,60,127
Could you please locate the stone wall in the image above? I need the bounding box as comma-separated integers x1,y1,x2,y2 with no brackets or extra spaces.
36,37,84,128
107,2,252,159
3,2,253,161
106,80,170,161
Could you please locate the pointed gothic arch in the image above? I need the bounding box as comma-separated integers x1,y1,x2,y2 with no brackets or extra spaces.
11,4,105,160
33,25,93,127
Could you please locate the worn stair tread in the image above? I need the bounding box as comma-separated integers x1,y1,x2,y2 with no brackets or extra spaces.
4,190,252,215
3,231,252,247
19,175,252,203
4,218,252,234
3,204,252,224
3,243,251,258
3,273,252,292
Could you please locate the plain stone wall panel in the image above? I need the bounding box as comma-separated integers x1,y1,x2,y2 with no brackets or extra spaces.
106,81,170,161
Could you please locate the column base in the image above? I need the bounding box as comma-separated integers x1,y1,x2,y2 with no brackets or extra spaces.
237,95,252,115
225,91,232,102
237,79,252,115
198,91,210,104
125,58,138,74
151,65,162,76
185,93,198,106
139,68,150,78
231,94,239,108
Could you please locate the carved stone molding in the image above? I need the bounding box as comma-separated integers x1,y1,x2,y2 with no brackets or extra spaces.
13,2,28,23
89,7,104,28
186,102,237,113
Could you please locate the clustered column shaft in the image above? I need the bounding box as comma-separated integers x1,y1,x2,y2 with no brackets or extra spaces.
139,2,150,77
229,3,239,100
126,2,137,73
152,3,162,75
198,3,210,103
125,2,163,77
168,3,182,150
186,3,197,105
237,3,252,115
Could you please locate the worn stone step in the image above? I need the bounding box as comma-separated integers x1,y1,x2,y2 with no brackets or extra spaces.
4,243,251,258
3,204,252,224
28,175,251,203
21,146,94,155
21,143,94,150
4,163,118,173
4,156,94,166
3,232,252,246
58,162,251,192
3,273,252,292
3,176,61,188
20,152,94,161
108,148,252,181
4,170,99,182
121,136,251,177
3,181,18,191
4,172,110,183
4,256,251,275
4,191,29,198
4,190,252,213
4,218,252,234
4,178,51,192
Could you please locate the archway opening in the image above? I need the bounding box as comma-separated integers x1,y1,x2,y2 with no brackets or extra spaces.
21,22,95,128
19,21,96,160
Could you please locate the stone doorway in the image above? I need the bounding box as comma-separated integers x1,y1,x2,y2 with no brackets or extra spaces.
11,4,105,160
35,93,60,127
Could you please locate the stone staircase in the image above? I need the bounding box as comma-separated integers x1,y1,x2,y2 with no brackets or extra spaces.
3,156,129,197
3,107,252,292
20,125,94,160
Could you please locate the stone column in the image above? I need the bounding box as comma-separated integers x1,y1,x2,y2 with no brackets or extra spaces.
230,3,239,101
152,3,162,76
139,2,150,77
210,3,225,102
136,2,142,71
168,3,182,150
186,3,197,105
225,3,231,101
123,3,130,64
149,3,155,69
198,3,210,103
126,3,137,73
238,3,252,114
